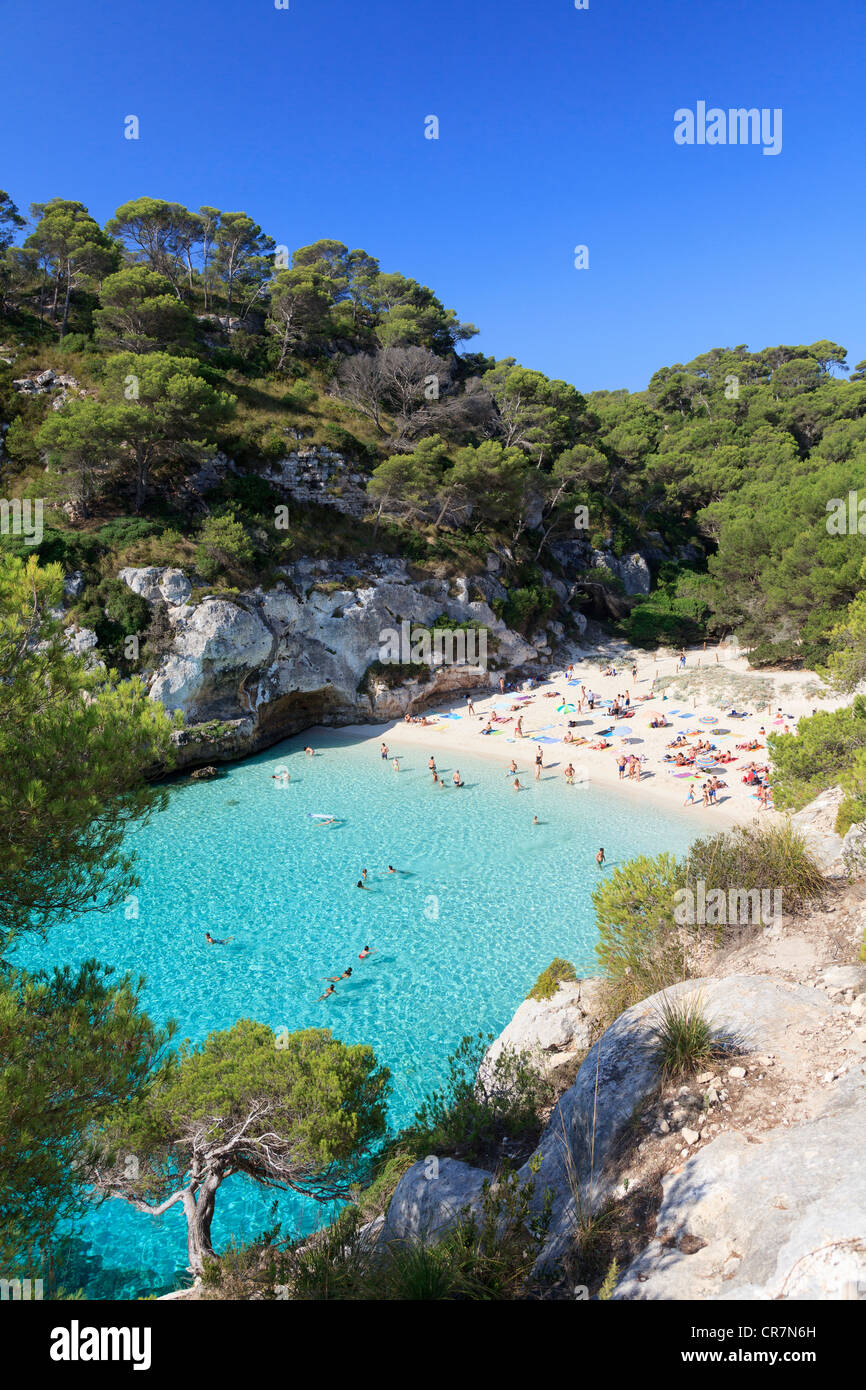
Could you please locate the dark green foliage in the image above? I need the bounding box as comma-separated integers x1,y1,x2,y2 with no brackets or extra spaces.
768,697,866,810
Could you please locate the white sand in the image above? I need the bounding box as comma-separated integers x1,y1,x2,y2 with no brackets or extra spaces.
313,645,847,830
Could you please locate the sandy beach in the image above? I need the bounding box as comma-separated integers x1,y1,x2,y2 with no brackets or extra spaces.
318,643,846,830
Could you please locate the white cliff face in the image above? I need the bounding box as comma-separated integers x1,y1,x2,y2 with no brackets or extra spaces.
380,973,866,1298
479,978,606,1087
118,558,539,748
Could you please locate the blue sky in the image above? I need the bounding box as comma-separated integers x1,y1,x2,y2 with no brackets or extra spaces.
2,0,864,391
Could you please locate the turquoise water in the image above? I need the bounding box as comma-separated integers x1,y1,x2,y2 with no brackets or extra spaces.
16,730,697,1298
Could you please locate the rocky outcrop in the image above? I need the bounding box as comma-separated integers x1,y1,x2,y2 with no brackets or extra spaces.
791,786,845,870
380,1158,493,1246
591,548,651,597
479,977,606,1087
12,367,83,411
117,557,539,767
378,973,866,1300
261,448,370,519
615,1066,866,1300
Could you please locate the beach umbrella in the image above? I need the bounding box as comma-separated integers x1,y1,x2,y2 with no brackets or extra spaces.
556,702,576,713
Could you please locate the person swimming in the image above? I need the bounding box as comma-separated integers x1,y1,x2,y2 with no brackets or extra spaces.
318,984,336,1001
325,967,353,982
596,848,605,866
388,865,396,873
359,945,373,959
304,746,315,757
204,932,226,945
356,880,366,889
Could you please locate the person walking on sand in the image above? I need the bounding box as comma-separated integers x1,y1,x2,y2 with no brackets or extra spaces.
684,785,695,806
499,676,506,695
596,848,605,867
617,754,627,780
534,745,543,780
564,763,575,785
515,715,524,738
467,695,475,717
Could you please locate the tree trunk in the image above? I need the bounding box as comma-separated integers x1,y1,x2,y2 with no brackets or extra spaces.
181,1176,220,1276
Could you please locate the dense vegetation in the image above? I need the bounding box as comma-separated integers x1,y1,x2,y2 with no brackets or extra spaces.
1,186,865,665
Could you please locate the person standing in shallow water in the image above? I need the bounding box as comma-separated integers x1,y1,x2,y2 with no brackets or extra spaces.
596,848,605,867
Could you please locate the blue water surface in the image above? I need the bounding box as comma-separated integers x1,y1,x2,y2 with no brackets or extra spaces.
16,730,698,1297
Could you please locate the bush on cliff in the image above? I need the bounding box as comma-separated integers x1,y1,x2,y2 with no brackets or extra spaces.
527,958,577,1001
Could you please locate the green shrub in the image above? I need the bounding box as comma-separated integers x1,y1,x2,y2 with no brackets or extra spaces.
685,821,825,912
358,659,430,693
769,698,866,811
650,993,718,1079
402,1033,552,1168
592,853,687,1008
528,958,577,1001
746,639,803,669
194,510,256,581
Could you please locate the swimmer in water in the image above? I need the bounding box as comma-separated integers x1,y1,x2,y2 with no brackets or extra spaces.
326,967,353,982
388,866,396,873
362,868,368,881
204,932,226,945
532,815,539,825
318,984,336,1001
304,746,315,757
596,848,605,867
513,778,522,790
392,758,400,772
359,945,373,959
356,880,367,889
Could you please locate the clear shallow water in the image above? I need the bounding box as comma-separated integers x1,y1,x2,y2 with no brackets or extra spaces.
16,731,697,1298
